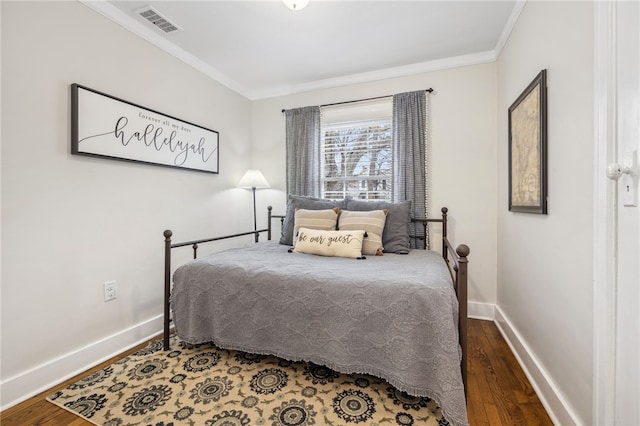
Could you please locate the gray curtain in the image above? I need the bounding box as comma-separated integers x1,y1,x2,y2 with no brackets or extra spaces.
392,91,428,249
285,106,321,197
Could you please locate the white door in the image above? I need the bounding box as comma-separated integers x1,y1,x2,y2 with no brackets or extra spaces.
614,2,640,424
594,2,640,425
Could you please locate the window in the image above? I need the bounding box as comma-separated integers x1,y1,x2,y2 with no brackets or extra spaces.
320,98,393,201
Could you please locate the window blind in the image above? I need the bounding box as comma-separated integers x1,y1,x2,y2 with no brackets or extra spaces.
320,98,393,201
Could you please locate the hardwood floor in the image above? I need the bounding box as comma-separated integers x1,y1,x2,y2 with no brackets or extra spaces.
466,320,553,425
1,319,552,426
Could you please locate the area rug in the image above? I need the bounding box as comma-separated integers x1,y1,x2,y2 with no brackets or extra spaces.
47,336,449,426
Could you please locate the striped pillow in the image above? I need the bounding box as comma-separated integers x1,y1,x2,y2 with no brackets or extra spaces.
292,208,339,246
338,209,388,255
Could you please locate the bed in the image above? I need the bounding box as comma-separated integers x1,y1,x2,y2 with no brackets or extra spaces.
162,198,469,426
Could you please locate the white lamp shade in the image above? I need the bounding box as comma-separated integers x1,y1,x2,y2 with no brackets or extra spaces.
238,170,270,189
282,0,309,11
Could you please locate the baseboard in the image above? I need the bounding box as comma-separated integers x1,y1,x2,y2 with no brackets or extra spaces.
0,314,164,411
494,306,581,425
5,302,560,420
468,301,495,320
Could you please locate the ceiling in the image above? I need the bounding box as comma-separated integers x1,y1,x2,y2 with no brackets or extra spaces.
83,0,521,100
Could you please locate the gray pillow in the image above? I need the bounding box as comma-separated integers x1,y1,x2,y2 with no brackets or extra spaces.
279,195,347,246
344,199,412,254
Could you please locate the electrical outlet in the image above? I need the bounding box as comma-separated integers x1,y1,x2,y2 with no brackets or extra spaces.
104,281,117,302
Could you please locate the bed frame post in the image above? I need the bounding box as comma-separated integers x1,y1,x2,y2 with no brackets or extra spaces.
163,230,173,351
456,243,470,395
267,206,273,241
441,207,448,261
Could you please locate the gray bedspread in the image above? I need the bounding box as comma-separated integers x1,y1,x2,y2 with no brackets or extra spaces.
172,241,468,426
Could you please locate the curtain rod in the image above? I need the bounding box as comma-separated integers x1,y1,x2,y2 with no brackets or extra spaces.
281,88,433,113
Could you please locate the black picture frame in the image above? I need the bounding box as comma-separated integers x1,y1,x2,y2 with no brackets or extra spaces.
71,84,219,174
508,69,547,214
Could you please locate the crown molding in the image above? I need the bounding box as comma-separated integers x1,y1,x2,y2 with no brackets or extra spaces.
250,50,498,100
493,0,526,59
78,0,253,98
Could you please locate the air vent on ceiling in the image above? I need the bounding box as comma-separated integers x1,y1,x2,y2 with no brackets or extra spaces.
136,6,182,34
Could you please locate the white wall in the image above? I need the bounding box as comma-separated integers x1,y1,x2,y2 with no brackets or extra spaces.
1,1,255,408
252,63,499,316
496,2,594,425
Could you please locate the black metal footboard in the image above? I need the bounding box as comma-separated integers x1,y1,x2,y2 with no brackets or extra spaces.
412,207,470,394
163,207,284,351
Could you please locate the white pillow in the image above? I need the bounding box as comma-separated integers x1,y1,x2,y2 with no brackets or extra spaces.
293,228,366,259
338,209,388,255
292,208,339,246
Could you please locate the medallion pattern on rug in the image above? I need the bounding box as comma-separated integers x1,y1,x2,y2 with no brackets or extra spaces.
47,337,449,426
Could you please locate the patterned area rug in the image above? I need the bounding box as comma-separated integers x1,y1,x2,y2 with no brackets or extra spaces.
47,336,449,426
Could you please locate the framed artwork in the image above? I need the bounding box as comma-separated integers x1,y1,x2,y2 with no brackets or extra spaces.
71,84,219,174
508,69,547,214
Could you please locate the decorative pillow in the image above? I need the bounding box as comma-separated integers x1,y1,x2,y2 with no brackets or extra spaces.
338,209,388,255
292,208,339,246
345,199,412,254
293,228,366,259
279,195,347,246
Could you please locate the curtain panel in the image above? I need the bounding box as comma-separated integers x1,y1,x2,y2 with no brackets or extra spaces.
392,91,428,249
285,106,321,197
284,93,429,248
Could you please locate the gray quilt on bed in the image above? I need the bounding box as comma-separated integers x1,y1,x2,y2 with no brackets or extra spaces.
171,241,468,426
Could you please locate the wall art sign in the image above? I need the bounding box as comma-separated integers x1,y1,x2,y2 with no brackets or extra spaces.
508,69,547,214
71,84,219,174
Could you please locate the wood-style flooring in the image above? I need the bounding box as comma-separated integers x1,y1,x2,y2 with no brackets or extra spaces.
466,320,553,425
0,319,553,425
